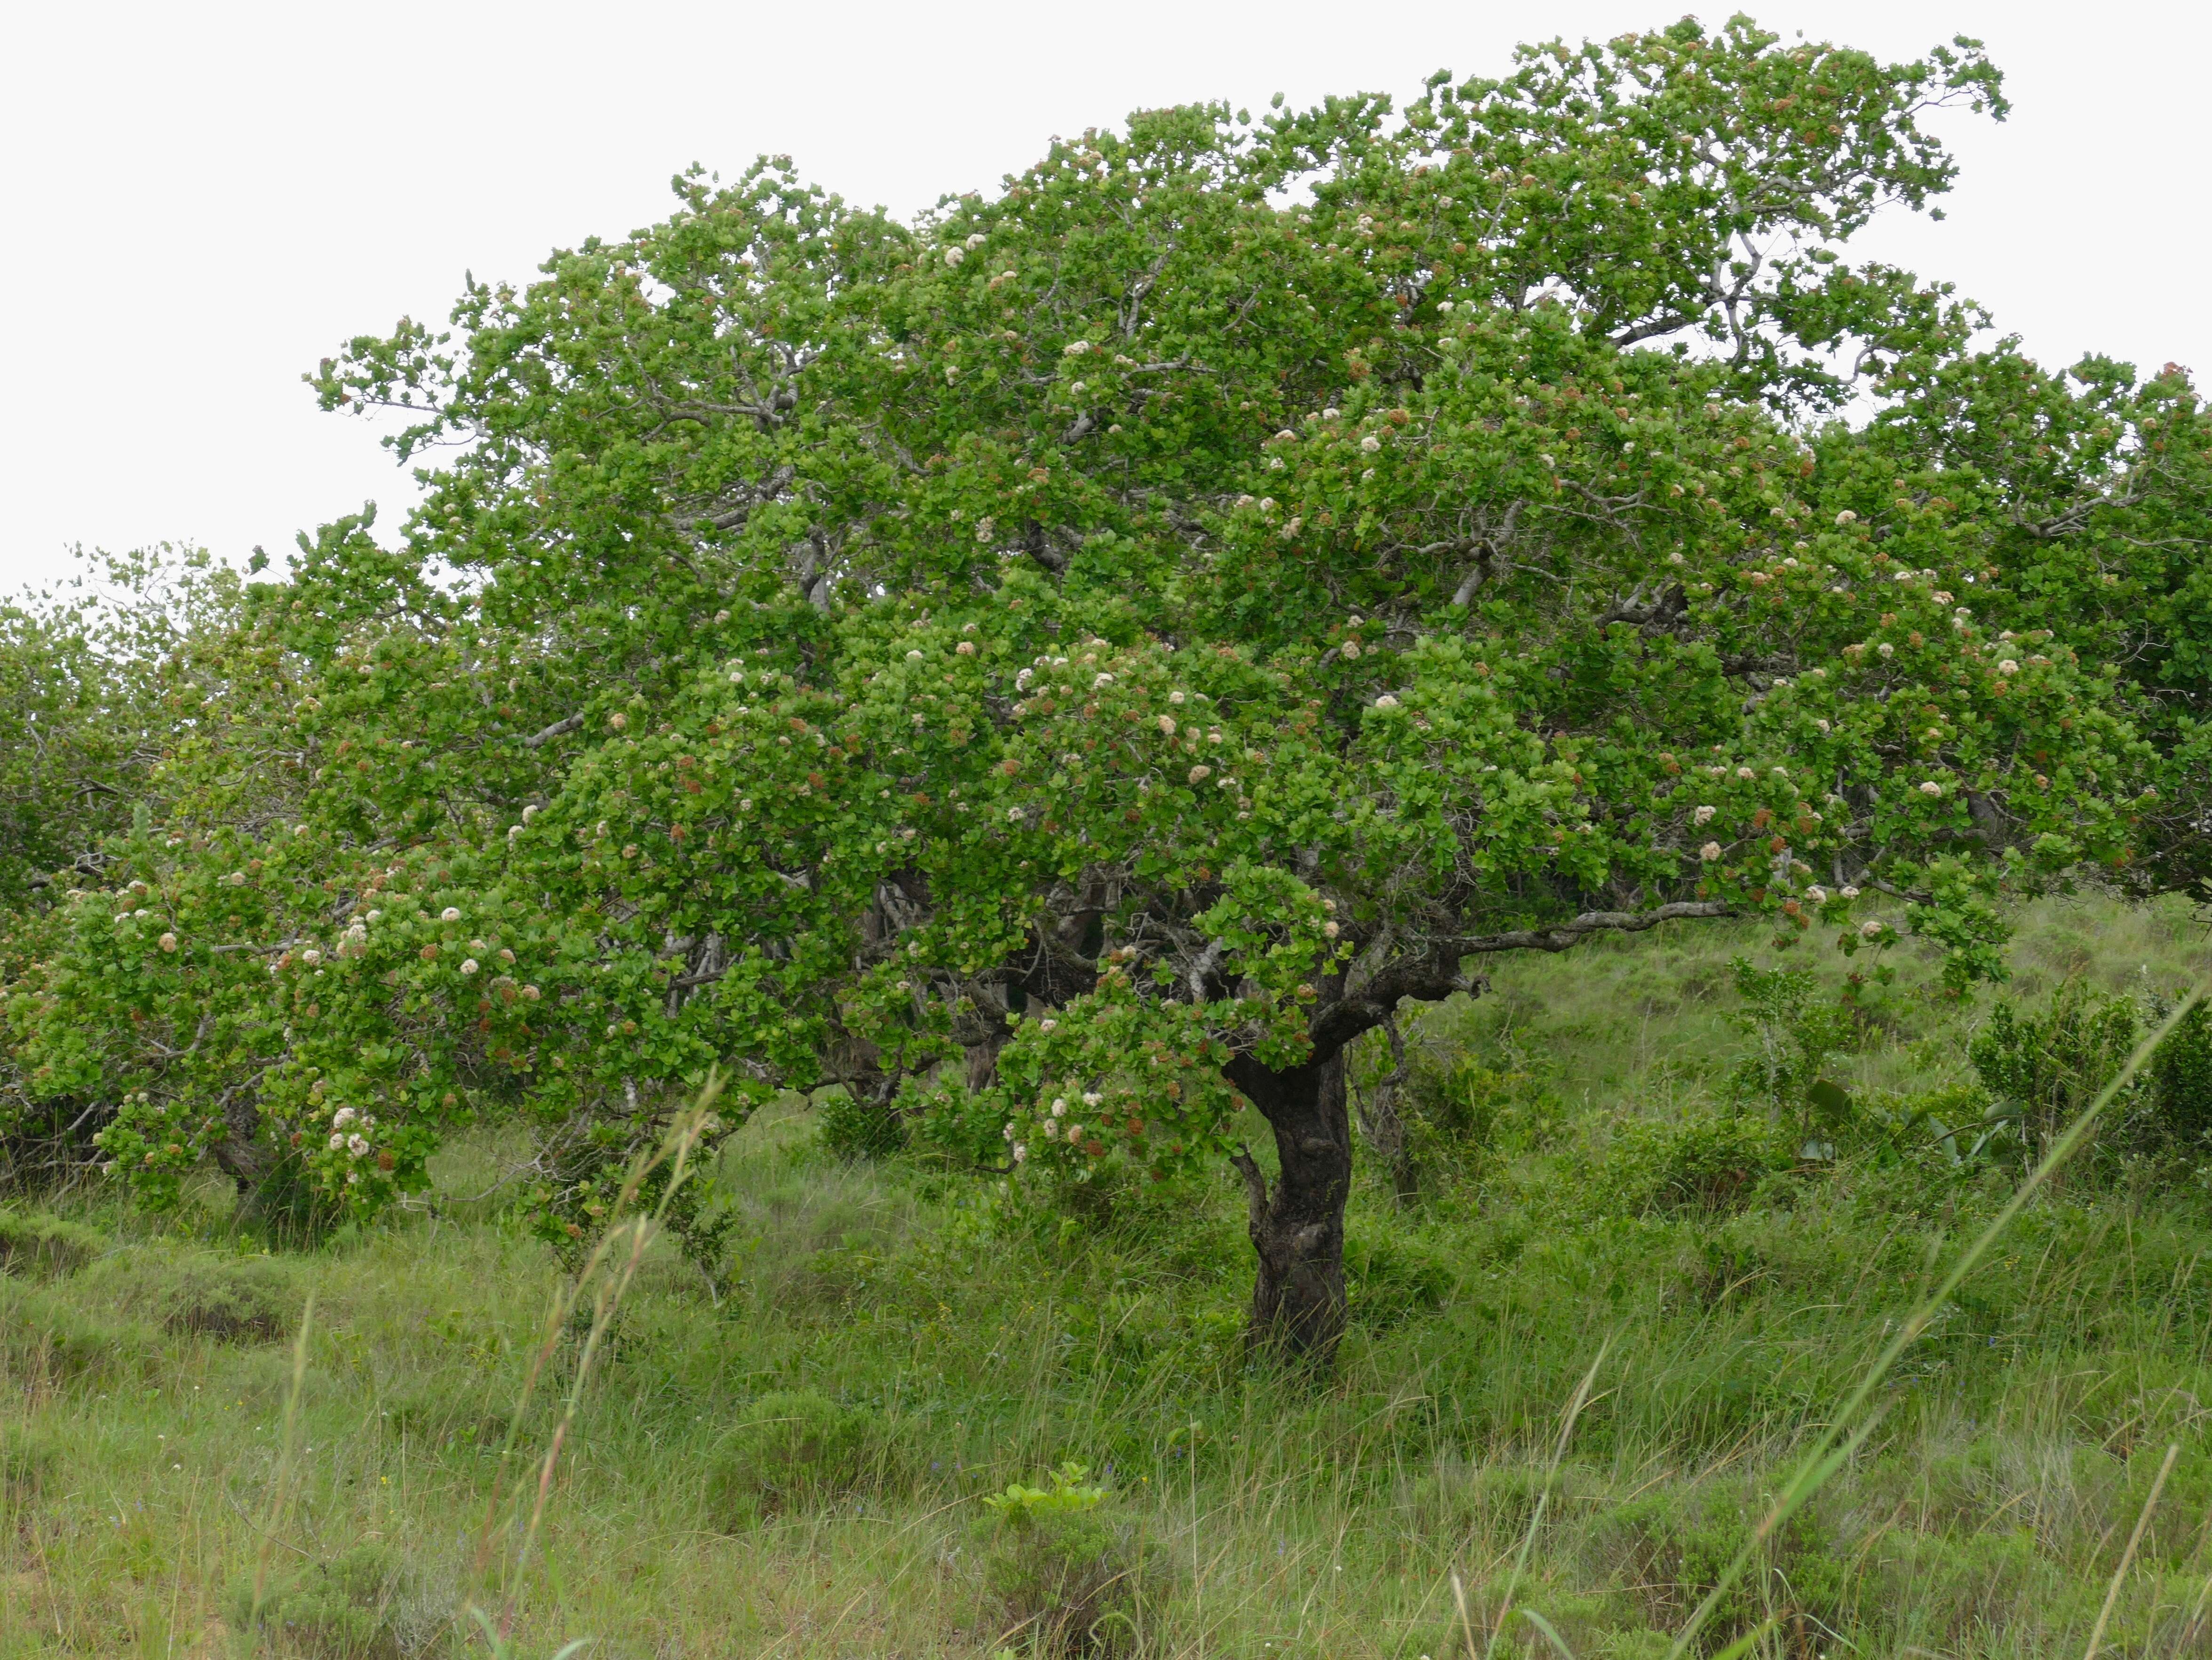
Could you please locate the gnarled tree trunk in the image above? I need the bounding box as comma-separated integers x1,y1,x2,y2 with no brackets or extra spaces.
1227,1049,1353,1366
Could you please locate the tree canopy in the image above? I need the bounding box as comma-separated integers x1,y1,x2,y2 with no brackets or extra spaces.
7,16,2209,1357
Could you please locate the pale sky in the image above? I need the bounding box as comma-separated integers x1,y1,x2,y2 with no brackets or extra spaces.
1,0,2200,597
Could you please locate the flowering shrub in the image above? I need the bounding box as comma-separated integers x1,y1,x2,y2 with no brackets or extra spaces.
5,17,2208,1359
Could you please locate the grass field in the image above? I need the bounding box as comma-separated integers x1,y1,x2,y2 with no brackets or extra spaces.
7,891,2212,1658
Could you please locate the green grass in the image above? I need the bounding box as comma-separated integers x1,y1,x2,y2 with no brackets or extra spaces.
6,892,2212,1656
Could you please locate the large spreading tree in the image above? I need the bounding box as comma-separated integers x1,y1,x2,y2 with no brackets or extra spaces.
9,17,2209,1358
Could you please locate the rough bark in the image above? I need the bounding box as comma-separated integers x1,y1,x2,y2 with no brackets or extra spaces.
1226,1048,1353,1366
208,1091,270,1195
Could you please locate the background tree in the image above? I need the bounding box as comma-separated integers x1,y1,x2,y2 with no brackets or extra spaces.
8,17,2205,1363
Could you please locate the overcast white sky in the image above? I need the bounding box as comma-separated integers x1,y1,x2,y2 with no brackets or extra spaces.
1,0,2200,597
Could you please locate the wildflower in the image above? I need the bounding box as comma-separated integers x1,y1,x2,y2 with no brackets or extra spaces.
956,640,976,656
1806,885,1827,905
441,907,461,922
1012,1143,1027,1163
301,949,322,966
1007,807,1023,823
1815,719,1830,733
1189,765,1212,783
1323,921,1340,938
1169,691,1187,705
1157,715,1177,736
333,1107,357,1127
1877,643,1894,658
1066,1125,1083,1143
366,910,382,923
1693,805,1716,825
1361,434,1382,452
461,958,480,975
227,871,246,886
944,247,965,267
1039,1018,1058,1032
158,932,178,952
1998,659,2019,675
1374,695,1400,710
328,1133,345,1150
1700,842,1722,862
294,823,310,837
1051,1098,1066,1117
1735,766,1754,780
523,985,540,1000
609,712,628,730
1082,1092,1103,1106
1918,781,1943,797
1064,340,1091,357
906,648,924,662
1093,673,1114,688
1861,920,1884,938
1003,1122,1016,1140
1835,510,1858,525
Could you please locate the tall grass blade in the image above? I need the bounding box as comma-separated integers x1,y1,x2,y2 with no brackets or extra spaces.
1664,978,2211,1660
2085,1441,2179,1660
248,1290,314,1642
1485,1335,1610,1660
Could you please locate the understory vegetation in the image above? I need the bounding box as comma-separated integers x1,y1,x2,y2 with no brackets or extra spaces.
7,893,2212,1657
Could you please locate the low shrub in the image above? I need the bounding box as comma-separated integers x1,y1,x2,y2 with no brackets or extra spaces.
702,1389,901,1527
79,1249,303,1344
0,1280,159,1387
1599,1485,1850,1653
817,1086,908,1160
2147,990,2212,1153
1591,1112,1791,1218
381,1381,514,1450
223,1543,432,1659
1970,977,2139,1169
2,1421,57,1506
1344,1228,1455,1329
980,1463,1152,1658
0,1208,103,1278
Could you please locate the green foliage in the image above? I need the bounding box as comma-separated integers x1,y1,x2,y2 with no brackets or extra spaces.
223,1543,425,1659
702,1389,901,1527
0,1278,159,1387
816,1085,909,1160
0,1207,103,1277
1592,1109,1794,1217
1,16,2207,1384
76,1247,303,1344
981,1464,1147,1657
6,894,2212,1652
2147,990,2212,1151
1725,956,1858,1147
1601,1485,1849,1652
1,1419,56,1505
1969,977,2140,1164
1343,1228,1455,1327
